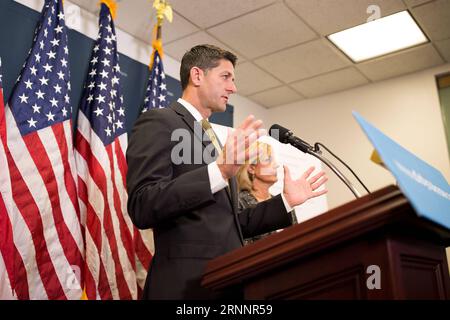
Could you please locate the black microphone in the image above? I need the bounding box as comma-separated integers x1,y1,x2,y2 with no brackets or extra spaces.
268,123,370,197
269,124,314,153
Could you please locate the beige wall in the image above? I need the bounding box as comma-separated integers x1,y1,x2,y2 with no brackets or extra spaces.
230,94,272,129
266,64,450,210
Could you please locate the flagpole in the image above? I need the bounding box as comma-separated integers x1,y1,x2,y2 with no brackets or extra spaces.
139,1,172,113
150,0,172,69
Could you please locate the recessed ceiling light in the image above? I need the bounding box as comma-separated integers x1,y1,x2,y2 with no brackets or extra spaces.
327,11,428,63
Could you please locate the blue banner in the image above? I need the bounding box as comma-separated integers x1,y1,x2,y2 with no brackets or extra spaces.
353,111,450,229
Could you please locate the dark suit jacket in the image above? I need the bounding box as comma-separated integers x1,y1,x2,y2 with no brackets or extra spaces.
126,101,293,299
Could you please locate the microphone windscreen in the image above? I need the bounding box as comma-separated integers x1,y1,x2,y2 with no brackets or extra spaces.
269,124,290,143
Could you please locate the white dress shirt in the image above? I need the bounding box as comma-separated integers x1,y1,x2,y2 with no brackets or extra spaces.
177,98,228,194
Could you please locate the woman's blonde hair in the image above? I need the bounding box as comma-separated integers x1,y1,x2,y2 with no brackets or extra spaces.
236,142,273,192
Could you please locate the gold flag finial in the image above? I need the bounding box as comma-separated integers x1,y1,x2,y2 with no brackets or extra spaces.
153,0,173,26
149,0,172,69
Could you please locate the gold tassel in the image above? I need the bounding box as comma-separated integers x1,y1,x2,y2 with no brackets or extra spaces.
81,288,88,300
99,0,118,20
370,150,386,169
149,26,164,70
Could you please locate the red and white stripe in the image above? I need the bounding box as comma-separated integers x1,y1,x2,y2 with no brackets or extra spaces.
0,61,16,300
0,122,16,300
134,228,154,293
1,106,84,300
75,112,153,300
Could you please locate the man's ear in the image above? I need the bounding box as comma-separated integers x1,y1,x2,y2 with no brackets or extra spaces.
190,67,203,87
248,164,256,175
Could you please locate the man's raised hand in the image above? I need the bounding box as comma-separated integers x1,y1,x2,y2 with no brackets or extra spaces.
217,115,265,180
282,166,328,208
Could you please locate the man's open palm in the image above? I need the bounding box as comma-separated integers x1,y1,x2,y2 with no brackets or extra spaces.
283,166,328,208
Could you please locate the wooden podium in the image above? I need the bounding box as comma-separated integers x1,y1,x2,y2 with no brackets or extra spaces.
202,185,450,299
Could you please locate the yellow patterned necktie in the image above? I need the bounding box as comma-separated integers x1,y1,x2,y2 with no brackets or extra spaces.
200,119,232,195
200,119,222,152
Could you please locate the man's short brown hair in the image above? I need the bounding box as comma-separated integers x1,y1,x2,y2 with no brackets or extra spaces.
180,44,237,90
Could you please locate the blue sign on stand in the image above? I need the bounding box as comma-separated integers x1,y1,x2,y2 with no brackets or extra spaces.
353,111,450,229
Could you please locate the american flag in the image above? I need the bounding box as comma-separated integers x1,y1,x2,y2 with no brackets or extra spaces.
0,0,84,300
75,2,152,300
0,58,16,300
141,49,169,112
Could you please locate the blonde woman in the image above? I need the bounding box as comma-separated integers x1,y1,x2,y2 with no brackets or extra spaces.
237,142,298,244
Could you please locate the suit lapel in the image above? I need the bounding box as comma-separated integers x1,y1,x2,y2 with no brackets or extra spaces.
171,102,209,149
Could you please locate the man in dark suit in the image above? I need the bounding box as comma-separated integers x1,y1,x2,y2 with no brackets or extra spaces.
126,44,328,299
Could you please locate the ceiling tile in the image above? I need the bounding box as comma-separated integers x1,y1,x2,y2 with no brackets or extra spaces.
255,39,351,83
291,68,369,98
248,86,304,108
164,31,243,62
435,39,450,62
410,0,450,41
285,0,405,36
207,2,317,59
113,0,155,38
132,11,199,45
234,62,282,96
69,0,199,44
68,0,449,102
169,0,276,29
403,0,434,8
357,44,444,81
